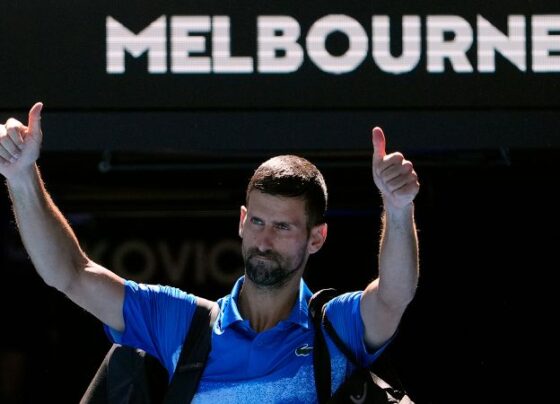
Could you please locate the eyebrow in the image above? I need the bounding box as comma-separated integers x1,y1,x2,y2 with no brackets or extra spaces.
251,214,297,227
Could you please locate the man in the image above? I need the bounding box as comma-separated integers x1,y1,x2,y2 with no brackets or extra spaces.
0,102,419,402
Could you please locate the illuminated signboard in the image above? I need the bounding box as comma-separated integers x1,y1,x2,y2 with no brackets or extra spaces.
2,0,559,109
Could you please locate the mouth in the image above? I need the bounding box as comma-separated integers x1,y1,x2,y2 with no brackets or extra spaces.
248,252,281,267
251,255,272,262
246,249,281,266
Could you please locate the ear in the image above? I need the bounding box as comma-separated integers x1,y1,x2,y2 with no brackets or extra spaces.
239,205,248,238
307,223,328,255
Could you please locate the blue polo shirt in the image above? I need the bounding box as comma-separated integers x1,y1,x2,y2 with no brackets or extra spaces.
106,276,387,403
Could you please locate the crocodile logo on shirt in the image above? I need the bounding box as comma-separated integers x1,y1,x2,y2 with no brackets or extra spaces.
295,344,313,356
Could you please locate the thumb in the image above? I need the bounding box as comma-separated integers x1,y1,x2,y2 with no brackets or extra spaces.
372,126,386,162
27,102,43,137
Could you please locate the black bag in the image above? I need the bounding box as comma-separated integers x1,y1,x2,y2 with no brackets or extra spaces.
81,289,412,403
80,298,218,404
309,289,415,404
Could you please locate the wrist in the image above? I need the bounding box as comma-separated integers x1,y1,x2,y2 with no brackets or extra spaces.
6,164,40,190
383,201,414,221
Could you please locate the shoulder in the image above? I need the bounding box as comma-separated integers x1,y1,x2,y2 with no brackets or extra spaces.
322,291,366,353
308,289,362,324
324,291,363,316
122,280,200,324
125,280,196,303
116,281,208,371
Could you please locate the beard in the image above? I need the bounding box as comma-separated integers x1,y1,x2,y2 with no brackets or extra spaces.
244,248,304,289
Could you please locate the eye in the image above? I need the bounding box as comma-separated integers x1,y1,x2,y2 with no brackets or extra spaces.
250,217,263,226
275,223,290,231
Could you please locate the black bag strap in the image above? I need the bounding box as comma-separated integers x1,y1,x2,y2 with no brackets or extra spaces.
321,307,407,396
309,288,339,404
163,298,219,403
309,288,409,403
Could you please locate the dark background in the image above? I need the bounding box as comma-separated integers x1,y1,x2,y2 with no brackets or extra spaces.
2,147,556,404
1,1,559,403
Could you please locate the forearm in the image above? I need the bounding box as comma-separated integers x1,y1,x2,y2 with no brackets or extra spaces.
376,202,419,309
363,127,420,347
6,164,88,292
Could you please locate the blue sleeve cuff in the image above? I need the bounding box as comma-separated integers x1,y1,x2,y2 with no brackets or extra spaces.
104,323,123,344
325,291,396,367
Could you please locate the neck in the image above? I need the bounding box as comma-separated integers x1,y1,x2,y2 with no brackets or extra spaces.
238,276,301,333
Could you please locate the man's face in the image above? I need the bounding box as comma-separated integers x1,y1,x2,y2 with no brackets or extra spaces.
239,191,313,289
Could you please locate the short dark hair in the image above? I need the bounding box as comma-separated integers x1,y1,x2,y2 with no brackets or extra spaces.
246,155,328,228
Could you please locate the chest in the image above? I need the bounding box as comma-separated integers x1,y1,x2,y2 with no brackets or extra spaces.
191,323,348,403
207,322,316,378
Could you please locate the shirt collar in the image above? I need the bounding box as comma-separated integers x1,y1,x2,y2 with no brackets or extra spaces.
217,276,313,331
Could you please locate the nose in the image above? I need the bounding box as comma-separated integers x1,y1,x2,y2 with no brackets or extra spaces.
255,226,274,252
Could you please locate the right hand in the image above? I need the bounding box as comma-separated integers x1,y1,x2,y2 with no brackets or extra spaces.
371,127,419,211
0,102,43,180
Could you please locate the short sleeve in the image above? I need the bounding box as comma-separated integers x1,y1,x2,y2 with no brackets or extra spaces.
104,280,198,375
324,291,391,367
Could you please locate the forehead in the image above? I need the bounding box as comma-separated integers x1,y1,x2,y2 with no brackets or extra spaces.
246,191,307,223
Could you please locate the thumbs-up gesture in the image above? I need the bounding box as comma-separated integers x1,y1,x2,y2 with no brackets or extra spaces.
0,102,43,180
372,127,419,210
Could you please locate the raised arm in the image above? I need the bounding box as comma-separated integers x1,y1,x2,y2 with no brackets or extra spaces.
0,103,125,331
360,127,420,349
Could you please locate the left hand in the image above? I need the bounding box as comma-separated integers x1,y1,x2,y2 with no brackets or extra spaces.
371,127,419,210
0,102,43,181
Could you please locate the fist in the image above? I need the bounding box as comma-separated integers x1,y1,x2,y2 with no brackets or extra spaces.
0,102,43,179
371,127,419,210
